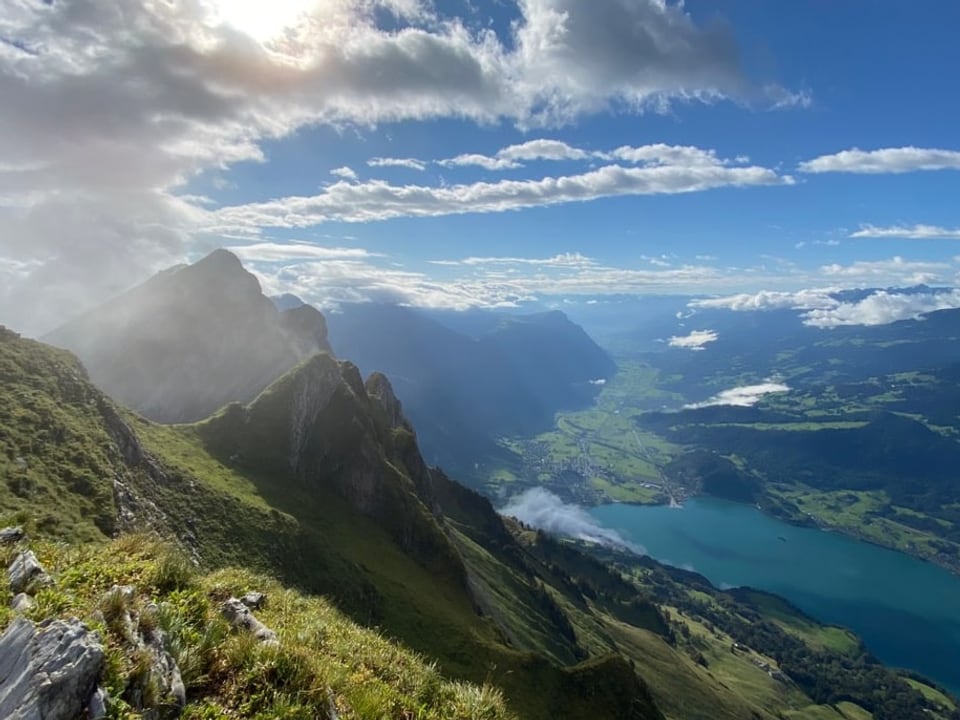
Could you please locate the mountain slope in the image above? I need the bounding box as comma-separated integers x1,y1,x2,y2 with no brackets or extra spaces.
4,325,952,719
45,249,330,423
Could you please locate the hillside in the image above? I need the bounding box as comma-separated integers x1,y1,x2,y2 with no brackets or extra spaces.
45,249,331,423
3,326,951,718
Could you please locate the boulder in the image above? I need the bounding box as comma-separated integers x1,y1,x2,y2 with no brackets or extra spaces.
241,591,266,610
220,597,278,644
0,526,25,544
0,616,104,720
8,551,52,595
10,594,34,614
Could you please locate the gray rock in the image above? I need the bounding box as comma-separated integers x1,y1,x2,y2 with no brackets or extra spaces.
87,685,109,719
0,616,104,720
0,526,25,544
220,597,278,644
241,591,266,610
142,632,186,713
10,594,34,614
8,551,53,595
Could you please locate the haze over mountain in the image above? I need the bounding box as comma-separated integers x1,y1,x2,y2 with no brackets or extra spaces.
45,249,331,423
325,302,615,478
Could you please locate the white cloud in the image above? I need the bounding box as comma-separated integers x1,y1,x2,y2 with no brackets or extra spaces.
689,284,960,329
819,256,950,285
851,224,960,240
225,242,376,262
685,382,789,409
330,166,358,181
367,157,427,171
668,329,718,350
799,147,960,174
498,139,590,162
438,154,522,171
607,144,733,167
803,289,960,328
213,155,790,231
2,0,784,335
435,138,590,170
430,252,597,268
501,488,638,550
692,288,839,312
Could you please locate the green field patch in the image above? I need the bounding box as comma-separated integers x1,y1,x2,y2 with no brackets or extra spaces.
905,678,956,713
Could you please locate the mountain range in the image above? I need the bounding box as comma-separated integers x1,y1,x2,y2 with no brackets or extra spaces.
0,250,955,720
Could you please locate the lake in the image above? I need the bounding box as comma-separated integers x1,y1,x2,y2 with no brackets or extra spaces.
589,497,960,695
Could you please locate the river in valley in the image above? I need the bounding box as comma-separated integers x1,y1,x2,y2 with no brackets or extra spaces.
589,497,960,695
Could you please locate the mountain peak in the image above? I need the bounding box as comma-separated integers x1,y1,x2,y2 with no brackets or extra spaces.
45,250,331,423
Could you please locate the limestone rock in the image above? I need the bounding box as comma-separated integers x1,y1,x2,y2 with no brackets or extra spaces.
87,686,109,719
0,526,25,544
8,551,52,595
220,597,278,644
10,594,34,614
241,591,266,610
0,616,104,720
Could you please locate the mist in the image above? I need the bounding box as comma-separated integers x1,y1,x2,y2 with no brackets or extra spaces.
501,487,643,553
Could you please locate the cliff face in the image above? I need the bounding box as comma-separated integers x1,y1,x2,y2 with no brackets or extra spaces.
45,249,330,423
196,353,458,579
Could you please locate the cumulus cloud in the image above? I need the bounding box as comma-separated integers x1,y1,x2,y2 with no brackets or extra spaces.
685,382,789,409
430,252,597,268
501,487,639,550
851,224,960,240
691,288,839,312
330,166,359,181
819,256,950,285
438,153,522,171
225,242,377,262
367,157,428,171
245,252,765,313
803,289,960,328
689,284,960,329
799,147,960,174
212,156,789,232
433,140,747,173
668,329,718,350
2,0,787,335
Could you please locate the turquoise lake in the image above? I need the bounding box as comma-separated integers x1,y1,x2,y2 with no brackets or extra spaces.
589,497,960,695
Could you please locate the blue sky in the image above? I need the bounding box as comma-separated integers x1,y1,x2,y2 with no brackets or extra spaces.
2,0,960,334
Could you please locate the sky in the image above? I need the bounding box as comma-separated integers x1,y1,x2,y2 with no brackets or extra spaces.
2,0,960,336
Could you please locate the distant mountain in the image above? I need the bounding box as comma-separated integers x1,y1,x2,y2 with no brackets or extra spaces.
45,249,330,422
325,303,616,478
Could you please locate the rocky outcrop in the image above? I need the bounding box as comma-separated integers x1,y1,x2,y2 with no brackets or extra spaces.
8,551,52,595
241,591,266,610
0,616,104,720
0,526,25,544
10,594,35,614
220,598,278,645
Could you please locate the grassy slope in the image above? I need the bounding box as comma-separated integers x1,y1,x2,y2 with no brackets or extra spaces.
0,535,513,720
1,329,663,720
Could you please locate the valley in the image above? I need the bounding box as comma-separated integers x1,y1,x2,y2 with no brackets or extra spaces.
3,252,960,719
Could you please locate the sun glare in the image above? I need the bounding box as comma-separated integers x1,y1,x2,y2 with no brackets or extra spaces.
212,0,315,41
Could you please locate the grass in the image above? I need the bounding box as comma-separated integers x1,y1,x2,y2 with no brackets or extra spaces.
0,535,514,720
732,589,859,656
904,678,956,713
